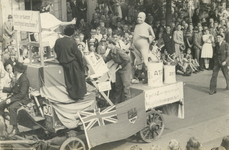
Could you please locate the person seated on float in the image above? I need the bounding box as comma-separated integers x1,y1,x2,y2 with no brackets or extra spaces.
32,1,76,59
0,62,30,135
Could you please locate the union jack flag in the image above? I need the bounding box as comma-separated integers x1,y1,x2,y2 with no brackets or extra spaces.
79,106,118,131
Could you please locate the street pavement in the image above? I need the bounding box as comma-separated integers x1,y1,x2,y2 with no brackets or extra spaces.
94,69,229,150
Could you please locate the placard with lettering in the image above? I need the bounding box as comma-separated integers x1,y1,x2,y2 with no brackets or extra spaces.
13,11,40,32
145,82,183,110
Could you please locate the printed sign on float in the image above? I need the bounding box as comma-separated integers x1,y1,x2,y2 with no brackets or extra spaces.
85,52,108,76
13,11,40,32
97,81,111,92
144,81,184,109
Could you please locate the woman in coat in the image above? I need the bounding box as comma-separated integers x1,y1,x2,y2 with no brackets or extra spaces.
173,24,184,61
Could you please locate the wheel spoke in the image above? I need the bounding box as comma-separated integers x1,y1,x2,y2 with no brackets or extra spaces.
78,147,84,150
74,142,80,148
142,127,149,133
67,144,72,149
72,141,75,148
143,130,150,139
155,130,159,135
150,130,154,139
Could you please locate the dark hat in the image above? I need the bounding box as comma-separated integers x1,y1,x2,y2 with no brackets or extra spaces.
64,26,75,36
107,38,116,45
8,15,13,19
13,62,27,73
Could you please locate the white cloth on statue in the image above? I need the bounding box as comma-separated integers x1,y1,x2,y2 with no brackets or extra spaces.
201,34,214,58
40,13,61,48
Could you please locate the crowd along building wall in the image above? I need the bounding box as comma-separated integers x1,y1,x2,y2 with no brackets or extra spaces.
0,0,67,45
0,0,24,42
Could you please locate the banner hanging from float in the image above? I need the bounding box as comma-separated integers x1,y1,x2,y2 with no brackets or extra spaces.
144,81,184,109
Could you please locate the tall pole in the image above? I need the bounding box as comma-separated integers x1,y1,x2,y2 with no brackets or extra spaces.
166,0,172,26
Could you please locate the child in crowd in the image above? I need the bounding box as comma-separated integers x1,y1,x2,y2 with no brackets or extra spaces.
168,139,182,150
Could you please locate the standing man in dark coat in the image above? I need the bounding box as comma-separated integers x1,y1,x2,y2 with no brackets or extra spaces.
0,62,30,135
70,0,79,20
54,26,87,100
192,8,200,27
193,25,204,70
209,33,229,95
104,38,131,104
78,0,87,22
163,25,174,55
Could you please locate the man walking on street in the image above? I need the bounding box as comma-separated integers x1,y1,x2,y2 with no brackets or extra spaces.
209,33,229,95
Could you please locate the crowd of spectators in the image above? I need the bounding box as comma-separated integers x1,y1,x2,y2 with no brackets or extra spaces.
64,0,229,79
130,136,229,150
1,0,229,85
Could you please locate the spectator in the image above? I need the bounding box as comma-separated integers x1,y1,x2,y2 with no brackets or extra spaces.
168,139,182,150
221,136,229,150
173,24,184,61
193,25,204,70
163,25,174,55
3,15,15,50
130,145,142,150
186,137,202,150
192,8,200,27
150,145,161,150
77,0,87,22
201,28,214,69
70,0,79,20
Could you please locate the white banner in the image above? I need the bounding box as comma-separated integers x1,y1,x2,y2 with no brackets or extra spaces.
13,11,40,32
145,82,184,110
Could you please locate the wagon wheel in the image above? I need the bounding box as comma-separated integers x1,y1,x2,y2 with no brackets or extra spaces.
59,137,86,150
139,110,164,143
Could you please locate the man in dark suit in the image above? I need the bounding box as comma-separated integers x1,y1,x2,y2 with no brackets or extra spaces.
193,25,204,70
77,0,87,21
70,0,79,19
209,33,229,95
0,62,30,135
163,25,174,55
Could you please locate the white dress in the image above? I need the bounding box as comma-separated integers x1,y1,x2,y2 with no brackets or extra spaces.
201,34,214,58
40,12,61,49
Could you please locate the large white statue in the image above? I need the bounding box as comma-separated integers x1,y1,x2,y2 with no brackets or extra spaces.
133,12,155,83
